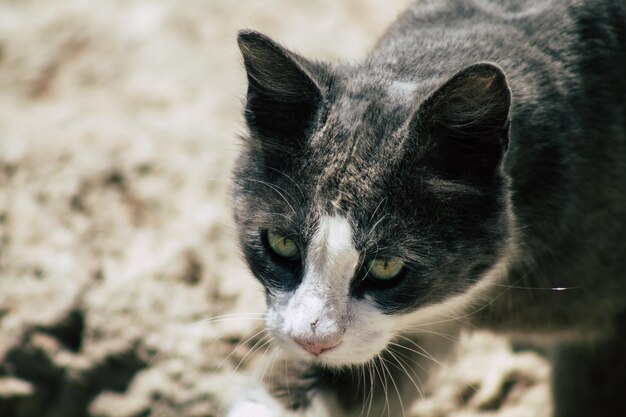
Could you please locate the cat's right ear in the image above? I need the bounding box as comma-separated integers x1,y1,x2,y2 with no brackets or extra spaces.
237,30,329,154
411,63,511,186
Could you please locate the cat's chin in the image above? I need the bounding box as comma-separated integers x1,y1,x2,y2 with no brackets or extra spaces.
283,349,383,369
313,353,381,368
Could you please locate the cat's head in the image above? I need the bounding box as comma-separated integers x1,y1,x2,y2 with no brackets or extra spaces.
233,30,514,367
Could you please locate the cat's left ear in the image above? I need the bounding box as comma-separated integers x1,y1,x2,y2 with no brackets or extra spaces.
412,63,511,184
237,30,329,154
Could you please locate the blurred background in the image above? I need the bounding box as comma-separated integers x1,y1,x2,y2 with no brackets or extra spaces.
0,1,550,416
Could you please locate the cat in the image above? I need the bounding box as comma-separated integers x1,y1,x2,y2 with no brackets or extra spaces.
229,0,626,416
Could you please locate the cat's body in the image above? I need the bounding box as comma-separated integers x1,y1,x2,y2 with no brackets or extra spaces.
230,0,626,416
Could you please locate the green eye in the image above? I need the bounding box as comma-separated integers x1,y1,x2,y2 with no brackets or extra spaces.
267,230,300,260
367,258,405,281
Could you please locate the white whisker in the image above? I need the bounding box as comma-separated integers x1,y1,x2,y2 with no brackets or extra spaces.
185,313,265,328
387,348,425,402
234,336,274,374
380,355,406,417
241,178,297,215
218,328,268,369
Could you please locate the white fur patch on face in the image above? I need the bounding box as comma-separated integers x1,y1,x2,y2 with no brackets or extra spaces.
265,214,398,366
284,215,358,339
307,215,359,290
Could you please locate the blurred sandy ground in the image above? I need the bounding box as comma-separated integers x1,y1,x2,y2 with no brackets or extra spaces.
0,1,549,416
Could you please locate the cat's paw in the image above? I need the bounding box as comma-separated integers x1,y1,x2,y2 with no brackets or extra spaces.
226,384,290,417
227,399,285,417
227,396,334,417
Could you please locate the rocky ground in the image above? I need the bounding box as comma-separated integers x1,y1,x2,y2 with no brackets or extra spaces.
0,1,550,416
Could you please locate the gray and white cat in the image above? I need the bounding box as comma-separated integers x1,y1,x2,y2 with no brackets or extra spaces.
229,0,626,416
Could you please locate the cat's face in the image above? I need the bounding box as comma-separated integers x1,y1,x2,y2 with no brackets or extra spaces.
233,31,512,367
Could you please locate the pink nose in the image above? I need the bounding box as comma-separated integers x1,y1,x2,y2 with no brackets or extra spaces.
293,336,342,356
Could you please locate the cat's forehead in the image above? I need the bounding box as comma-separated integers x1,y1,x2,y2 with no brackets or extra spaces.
250,74,428,240
296,76,417,214
329,72,418,122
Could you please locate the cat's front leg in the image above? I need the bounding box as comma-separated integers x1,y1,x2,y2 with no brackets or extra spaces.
227,355,337,417
227,392,286,417
226,369,296,417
